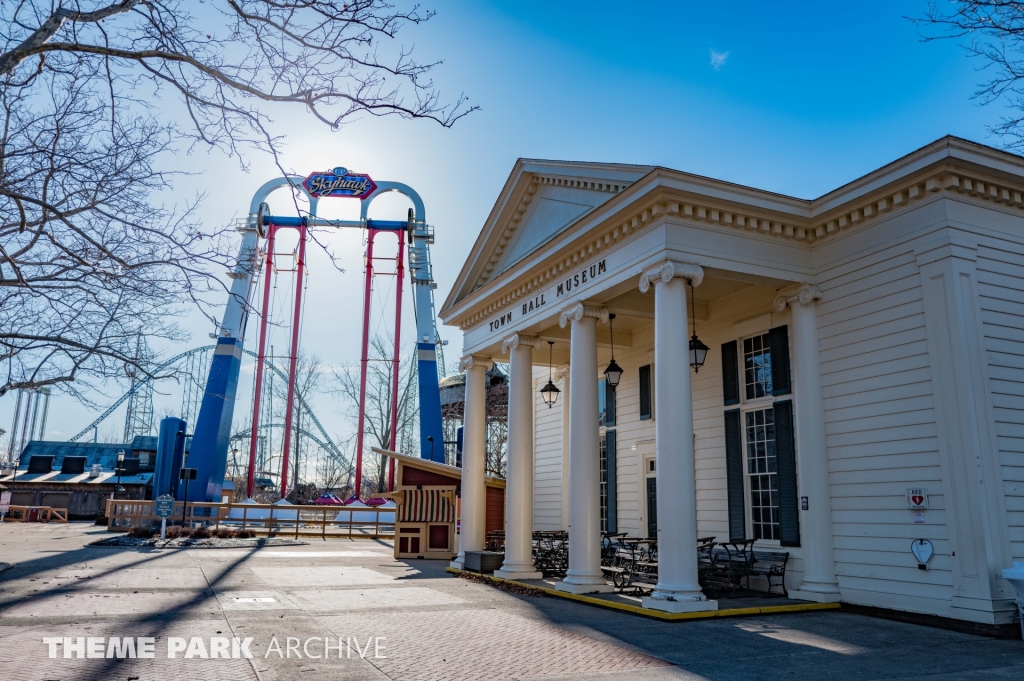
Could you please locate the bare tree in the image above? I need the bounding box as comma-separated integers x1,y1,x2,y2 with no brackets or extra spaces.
0,2,473,398
484,365,508,479
332,334,417,495
437,360,509,477
917,2,1024,147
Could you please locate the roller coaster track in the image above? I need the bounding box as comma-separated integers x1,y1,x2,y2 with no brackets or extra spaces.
68,347,347,471
229,423,353,481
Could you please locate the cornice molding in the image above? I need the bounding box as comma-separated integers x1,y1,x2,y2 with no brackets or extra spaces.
501,333,539,354
459,354,493,372
453,166,1024,331
558,303,608,328
639,260,704,293
773,283,822,312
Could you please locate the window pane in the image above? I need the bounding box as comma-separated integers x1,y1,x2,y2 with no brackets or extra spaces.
745,407,780,542
599,434,608,533
743,333,774,400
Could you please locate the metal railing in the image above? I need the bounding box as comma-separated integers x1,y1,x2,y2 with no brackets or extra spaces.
105,500,394,539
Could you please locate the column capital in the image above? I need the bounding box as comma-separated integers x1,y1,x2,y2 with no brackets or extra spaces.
558,303,608,329
459,354,493,372
553,364,571,382
639,260,704,293
501,333,539,354
773,282,822,312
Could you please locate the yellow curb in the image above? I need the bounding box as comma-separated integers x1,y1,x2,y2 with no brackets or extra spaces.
447,567,841,621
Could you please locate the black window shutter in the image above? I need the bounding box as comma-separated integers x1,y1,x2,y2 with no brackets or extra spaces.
646,477,657,538
605,379,616,426
639,365,652,420
724,409,745,542
722,341,739,406
605,429,617,533
774,399,800,547
769,325,791,396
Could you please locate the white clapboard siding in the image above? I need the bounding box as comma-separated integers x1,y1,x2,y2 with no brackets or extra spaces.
976,239,1024,562
816,243,954,609
533,367,564,530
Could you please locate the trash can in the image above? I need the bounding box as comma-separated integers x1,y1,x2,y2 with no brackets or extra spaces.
1002,562,1024,641
464,551,504,573
28,507,39,522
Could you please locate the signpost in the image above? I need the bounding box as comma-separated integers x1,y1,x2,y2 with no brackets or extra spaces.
179,468,197,528
155,494,175,539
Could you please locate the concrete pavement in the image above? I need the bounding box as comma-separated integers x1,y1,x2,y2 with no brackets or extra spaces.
0,522,1021,681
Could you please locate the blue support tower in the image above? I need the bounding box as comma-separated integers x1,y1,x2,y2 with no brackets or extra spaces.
181,214,260,502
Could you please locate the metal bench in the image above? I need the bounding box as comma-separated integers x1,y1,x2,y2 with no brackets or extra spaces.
749,550,789,597
532,531,568,577
707,539,755,597
601,538,658,596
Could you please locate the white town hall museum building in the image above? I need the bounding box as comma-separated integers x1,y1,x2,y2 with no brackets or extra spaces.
438,137,1024,630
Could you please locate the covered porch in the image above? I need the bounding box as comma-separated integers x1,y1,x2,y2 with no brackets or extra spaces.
450,257,841,614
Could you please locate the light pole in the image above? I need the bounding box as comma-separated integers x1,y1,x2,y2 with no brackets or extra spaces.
114,451,125,501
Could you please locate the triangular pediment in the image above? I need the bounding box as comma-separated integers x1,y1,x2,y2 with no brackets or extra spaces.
442,159,654,314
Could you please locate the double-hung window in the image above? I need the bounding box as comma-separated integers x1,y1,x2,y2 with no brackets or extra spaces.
744,407,779,541
722,326,800,547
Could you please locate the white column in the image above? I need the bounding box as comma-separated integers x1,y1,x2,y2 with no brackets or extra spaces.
556,303,613,594
451,353,491,570
555,364,571,531
639,261,717,613
774,283,840,602
496,334,543,579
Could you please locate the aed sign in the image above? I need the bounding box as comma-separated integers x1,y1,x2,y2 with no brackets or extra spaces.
906,488,928,510
302,167,377,199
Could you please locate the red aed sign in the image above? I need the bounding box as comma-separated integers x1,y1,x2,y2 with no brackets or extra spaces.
302,167,377,199
906,487,928,510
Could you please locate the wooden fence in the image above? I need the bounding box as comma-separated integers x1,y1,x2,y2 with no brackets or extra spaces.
105,500,395,539
2,505,68,523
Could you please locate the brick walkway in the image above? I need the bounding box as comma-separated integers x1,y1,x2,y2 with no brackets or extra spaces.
321,609,672,681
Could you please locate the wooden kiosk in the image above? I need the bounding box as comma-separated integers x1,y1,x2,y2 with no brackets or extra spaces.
373,448,505,560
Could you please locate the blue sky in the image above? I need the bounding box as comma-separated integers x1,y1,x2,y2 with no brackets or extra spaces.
1,1,1010,447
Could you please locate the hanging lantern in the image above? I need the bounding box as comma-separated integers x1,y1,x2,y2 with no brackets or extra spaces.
540,340,560,407
604,313,622,389
689,281,708,372
689,333,709,372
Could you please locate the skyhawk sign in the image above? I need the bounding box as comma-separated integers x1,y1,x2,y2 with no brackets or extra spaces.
302,167,377,199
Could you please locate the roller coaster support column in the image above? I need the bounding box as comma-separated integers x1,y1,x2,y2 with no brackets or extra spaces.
279,225,308,500
246,227,276,498
182,214,262,504
388,226,406,492
353,230,376,499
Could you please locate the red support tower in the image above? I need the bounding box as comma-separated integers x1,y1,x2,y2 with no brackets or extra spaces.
354,227,405,498
246,221,307,499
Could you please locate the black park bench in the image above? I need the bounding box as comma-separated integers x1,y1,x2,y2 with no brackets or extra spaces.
748,550,790,598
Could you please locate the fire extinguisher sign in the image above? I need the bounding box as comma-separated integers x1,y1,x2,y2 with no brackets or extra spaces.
906,488,928,510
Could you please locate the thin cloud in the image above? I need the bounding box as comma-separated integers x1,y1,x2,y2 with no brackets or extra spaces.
709,49,729,71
